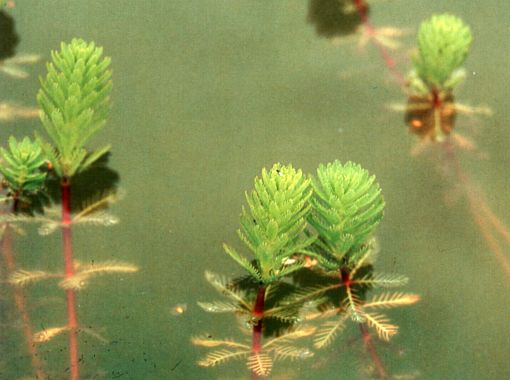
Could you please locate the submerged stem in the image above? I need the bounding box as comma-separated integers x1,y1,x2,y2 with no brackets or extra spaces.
251,286,266,380
341,268,387,378
441,139,510,281
353,0,404,85
1,199,46,379
359,322,388,379
61,179,80,380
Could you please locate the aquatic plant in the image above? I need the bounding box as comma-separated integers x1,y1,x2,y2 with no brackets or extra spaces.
0,137,47,379
195,163,317,378
393,14,510,283
307,161,384,264
35,38,113,380
402,14,474,142
403,13,477,142
284,161,419,378
0,39,138,380
195,161,420,378
228,163,315,283
0,136,46,203
410,14,472,94
37,39,112,178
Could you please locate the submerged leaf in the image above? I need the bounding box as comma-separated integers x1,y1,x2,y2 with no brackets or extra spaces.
363,292,421,309
72,211,119,227
197,349,249,368
273,344,314,361
58,261,138,290
357,273,409,288
191,336,249,349
73,190,123,221
38,221,60,236
203,271,252,312
33,326,68,343
313,315,349,349
197,301,240,313
79,327,109,344
9,269,60,287
247,352,273,376
363,312,398,341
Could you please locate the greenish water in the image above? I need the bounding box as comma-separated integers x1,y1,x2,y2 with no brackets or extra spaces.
1,1,509,379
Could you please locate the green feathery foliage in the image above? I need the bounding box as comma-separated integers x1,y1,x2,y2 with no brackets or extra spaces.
37,38,112,179
411,14,472,92
0,136,46,198
308,161,384,269
224,163,315,284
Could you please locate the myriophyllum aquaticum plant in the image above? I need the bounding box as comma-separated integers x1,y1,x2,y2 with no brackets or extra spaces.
283,161,420,379
405,14,473,141
0,137,47,379
404,14,510,282
194,161,420,379
36,38,115,380
2,39,138,380
194,164,317,378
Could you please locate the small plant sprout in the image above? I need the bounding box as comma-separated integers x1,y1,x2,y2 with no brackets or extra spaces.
284,161,419,379
3,39,138,380
0,136,46,204
195,164,317,378
230,163,315,284
400,14,492,143
194,162,420,378
37,39,112,179
0,136,47,378
410,14,472,93
389,14,510,282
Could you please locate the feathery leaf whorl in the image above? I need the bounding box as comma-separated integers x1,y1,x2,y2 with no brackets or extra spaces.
309,161,384,263
0,136,46,196
226,163,315,284
412,14,472,91
37,38,112,178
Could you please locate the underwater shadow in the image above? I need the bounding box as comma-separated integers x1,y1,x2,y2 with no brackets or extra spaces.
308,0,365,39
0,10,19,61
44,153,120,212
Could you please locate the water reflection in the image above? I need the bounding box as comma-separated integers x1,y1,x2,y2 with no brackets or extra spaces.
0,10,18,61
44,154,120,211
307,0,363,39
0,102,39,121
0,9,39,79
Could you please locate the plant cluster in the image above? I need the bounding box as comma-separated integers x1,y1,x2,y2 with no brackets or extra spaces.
0,136,46,202
0,39,137,380
409,13,472,94
403,14,479,142
194,161,419,378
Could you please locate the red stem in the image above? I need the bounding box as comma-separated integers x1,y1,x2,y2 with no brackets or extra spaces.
61,179,80,380
353,0,405,86
1,198,46,379
432,89,442,108
251,286,266,380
